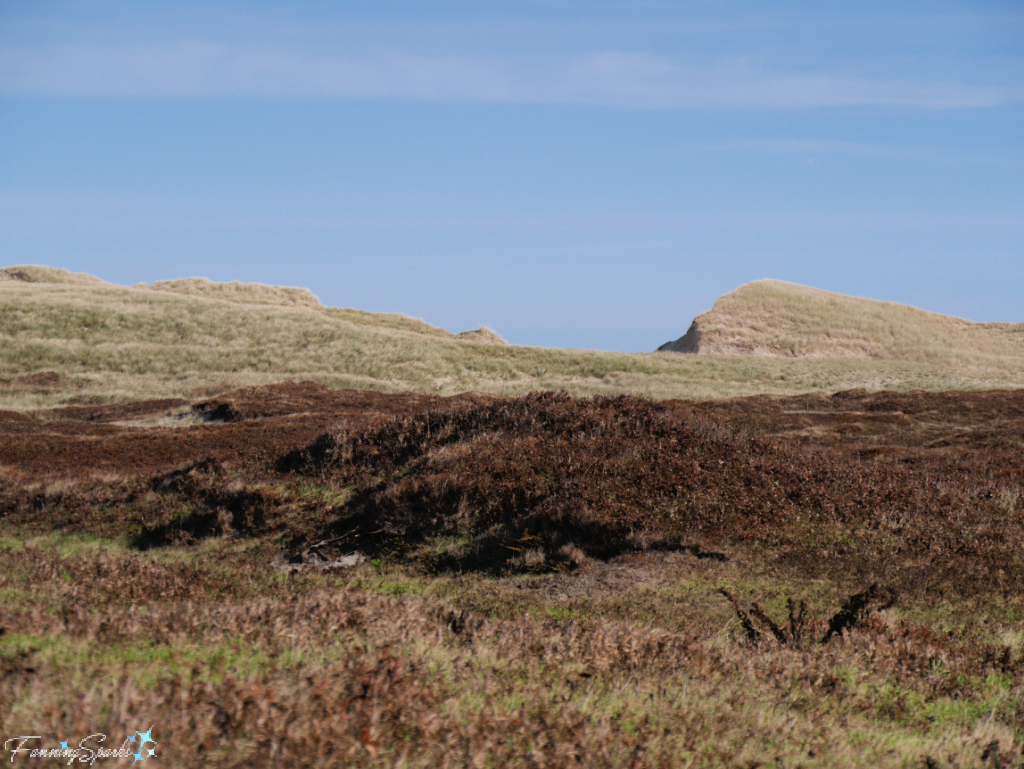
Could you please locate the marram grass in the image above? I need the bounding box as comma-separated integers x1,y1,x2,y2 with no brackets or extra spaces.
1,267,1022,411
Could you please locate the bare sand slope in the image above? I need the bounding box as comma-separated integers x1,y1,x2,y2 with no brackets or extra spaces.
659,279,1024,374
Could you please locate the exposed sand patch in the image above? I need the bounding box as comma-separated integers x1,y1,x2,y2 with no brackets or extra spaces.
456,326,507,345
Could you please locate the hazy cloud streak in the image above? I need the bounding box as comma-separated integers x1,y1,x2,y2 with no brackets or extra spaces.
0,42,1018,109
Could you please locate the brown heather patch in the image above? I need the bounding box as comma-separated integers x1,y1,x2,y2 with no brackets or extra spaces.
278,391,1024,601
1,386,1022,598
1,544,1022,767
2,384,1024,766
285,392,825,565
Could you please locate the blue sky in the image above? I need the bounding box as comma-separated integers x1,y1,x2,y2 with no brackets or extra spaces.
1,1,1021,351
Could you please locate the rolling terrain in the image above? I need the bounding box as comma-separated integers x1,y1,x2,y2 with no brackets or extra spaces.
1,266,1023,767
2,266,1022,415
1,382,1022,767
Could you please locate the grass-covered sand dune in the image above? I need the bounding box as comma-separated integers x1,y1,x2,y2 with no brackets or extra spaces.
661,279,1024,372
2,265,1022,411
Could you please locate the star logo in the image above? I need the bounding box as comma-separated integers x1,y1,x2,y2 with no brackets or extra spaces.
132,727,157,763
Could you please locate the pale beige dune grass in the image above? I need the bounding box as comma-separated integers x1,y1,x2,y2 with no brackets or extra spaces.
1,267,1022,410
0,265,110,285
677,279,1024,378
141,277,323,308
455,326,508,345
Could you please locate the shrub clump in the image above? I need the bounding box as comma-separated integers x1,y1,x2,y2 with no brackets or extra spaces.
286,392,836,569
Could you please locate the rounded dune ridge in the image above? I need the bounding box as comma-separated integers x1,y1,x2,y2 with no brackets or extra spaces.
659,279,1024,366
2,265,1021,408
142,277,323,308
0,266,322,309
0,265,110,285
0,263,463,340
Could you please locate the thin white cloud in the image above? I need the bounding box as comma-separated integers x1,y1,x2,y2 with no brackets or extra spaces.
0,41,1019,109
2,191,1021,233
682,138,1024,167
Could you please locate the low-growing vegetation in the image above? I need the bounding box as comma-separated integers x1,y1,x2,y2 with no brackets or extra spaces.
2,535,1022,768
1,383,1023,766
2,267,1023,766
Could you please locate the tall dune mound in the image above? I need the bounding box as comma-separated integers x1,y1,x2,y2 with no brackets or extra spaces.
0,265,110,285
659,279,1024,366
143,277,323,308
